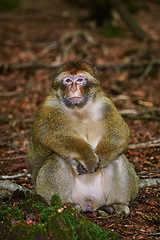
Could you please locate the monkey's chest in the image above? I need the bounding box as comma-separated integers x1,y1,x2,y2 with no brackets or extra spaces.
75,121,103,149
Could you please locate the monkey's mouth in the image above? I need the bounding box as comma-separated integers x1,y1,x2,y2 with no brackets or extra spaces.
63,96,88,107
69,97,82,103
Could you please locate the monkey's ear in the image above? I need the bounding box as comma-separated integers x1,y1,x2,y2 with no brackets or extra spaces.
92,66,99,80
93,66,98,75
52,62,67,78
51,62,67,84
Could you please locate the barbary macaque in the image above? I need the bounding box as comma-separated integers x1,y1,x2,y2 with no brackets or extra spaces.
27,61,139,215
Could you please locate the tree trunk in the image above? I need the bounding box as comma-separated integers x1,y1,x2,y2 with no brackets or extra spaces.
110,0,150,41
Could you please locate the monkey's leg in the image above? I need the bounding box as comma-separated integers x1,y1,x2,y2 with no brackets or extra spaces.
36,155,80,209
104,154,139,215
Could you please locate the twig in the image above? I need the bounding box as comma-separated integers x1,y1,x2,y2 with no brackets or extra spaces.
0,142,26,154
136,228,160,236
148,232,160,236
139,56,156,81
125,225,160,236
0,59,160,72
0,173,31,180
120,107,160,115
0,61,59,71
120,107,160,121
0,156,26,161
139,178,160,189
0,90,24,97
128,138,160,149
0,180,34,193
0,130,30,141
137,170,160,178
31,42,57,61
33,41,57,48
57,30,103,57
97,59,160,70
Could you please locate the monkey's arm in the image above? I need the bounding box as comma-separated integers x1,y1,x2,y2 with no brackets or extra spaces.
31,105,99,173
95,98,130,168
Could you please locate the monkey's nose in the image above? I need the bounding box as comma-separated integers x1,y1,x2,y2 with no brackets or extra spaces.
71,83,77,92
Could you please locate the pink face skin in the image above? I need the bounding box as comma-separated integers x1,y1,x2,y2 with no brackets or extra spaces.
62,74,88,107
63,74,87,86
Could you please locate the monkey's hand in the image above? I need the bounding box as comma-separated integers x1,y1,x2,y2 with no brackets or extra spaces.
35,131,99,173
77,162,88,175
70,157,99,175
58,136,100,173
76,151,99,173
95,138,126,168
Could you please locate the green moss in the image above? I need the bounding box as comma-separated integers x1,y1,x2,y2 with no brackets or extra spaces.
19,191,47,211
47,207,120,240
0,200,24,221
100,25,125,38
40,194,62,222
0,194,121,240
29,200,46,211
12,222,47,240
40,206,57,222
50,194,61,207
142,214,160,224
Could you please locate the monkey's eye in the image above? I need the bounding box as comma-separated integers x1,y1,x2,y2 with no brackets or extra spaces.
63,78,72,85
76,78,86,85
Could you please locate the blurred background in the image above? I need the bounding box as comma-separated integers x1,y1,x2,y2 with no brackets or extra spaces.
0,1,160,239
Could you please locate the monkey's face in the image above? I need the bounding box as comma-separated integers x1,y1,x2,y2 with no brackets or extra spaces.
52,62,101,108
61,73,89,107
54,72,100,108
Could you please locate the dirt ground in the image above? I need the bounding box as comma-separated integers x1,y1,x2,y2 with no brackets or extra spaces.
0,0,159,239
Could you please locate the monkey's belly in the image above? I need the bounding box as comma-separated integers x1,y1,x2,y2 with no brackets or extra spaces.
72,164,114,212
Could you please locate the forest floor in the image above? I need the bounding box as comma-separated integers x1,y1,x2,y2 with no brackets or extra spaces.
0,0,159,239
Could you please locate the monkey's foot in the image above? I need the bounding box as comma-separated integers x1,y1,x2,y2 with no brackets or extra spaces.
64,202,82,212
100,203,130,216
